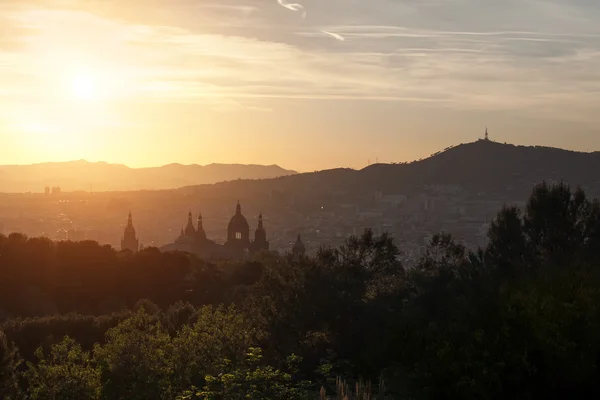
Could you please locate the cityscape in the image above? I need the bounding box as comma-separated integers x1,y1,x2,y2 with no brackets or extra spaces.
3,135,600,267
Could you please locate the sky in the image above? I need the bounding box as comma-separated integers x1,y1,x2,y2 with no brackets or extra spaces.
0,0,600,171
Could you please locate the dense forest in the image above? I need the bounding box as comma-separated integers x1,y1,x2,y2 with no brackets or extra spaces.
3,182,600,399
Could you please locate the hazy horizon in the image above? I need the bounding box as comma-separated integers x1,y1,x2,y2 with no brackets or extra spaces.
1,0,600,171
0,158,297,170
3,137,600,173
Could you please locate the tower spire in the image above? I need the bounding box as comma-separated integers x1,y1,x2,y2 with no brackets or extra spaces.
121,211,139,253
485,126,489,141
184,210,196,236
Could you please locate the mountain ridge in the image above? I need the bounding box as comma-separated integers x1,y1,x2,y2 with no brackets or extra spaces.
175,140,600,202
3,140,600,195
2,159,295,170
0,161,297,193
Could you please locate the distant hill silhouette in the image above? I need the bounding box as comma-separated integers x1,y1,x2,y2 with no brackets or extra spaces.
0,161,296,193
179,140,600,200
4,141,599,196
357,140,600,194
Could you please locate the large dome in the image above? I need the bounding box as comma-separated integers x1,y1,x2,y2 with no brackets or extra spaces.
228,213,249,232
228,202,249,234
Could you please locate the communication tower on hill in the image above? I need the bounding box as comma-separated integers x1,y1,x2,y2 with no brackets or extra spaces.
485,127,489,141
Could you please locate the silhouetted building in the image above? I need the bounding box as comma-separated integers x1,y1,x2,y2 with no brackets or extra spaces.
121,211,139,253
161,201,269,260
184,211,196,237
292,234,306,258
44,186,50,196
225,201,251,258
251,213,269,253
169,211,218,258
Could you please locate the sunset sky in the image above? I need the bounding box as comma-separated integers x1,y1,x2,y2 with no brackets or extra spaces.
1,0,599,171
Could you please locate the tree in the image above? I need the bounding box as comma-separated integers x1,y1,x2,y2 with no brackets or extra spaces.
93,310,173,400
485,205,527,280
26,337,101,400
178,348,309,400
486,182,600,276
0,330,21,400
171,305,257,394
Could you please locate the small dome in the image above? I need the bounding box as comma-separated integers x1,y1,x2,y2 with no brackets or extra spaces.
255,226,266,242
293,234,306,254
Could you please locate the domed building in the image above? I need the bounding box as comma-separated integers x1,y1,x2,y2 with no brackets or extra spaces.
160,201,269,260
121,211,139,253
163,210,219,258
292,234,306,258
225,201,251,256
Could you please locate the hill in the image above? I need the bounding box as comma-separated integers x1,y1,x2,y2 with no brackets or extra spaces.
0,161,296,193
3,140,599,197
179,140,600,201
357,140,600,194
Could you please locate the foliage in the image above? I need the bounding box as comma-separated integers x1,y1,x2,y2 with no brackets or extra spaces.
26,337,101,400
93,310,173,400
177,348,310,400
0,330,21,400
170,305,258,394
0,240,260,318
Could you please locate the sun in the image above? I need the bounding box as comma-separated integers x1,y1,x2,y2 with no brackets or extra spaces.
70,75,96,100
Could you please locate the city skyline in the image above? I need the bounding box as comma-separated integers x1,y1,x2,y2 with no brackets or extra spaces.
1,0,600,171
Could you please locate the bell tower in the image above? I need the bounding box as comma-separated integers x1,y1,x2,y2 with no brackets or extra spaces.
121,211,139,253
252,213,269,252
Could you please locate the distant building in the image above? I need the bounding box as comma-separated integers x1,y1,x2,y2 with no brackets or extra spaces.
160,201,269,260
252,213,269,253
292,234,306,258
44,186,50,196
121,211,139,253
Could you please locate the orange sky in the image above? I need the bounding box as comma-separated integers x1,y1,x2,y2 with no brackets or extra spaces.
1,0,600,171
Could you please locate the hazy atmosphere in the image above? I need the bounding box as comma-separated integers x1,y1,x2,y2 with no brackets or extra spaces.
1,0,600,170
5,2,600,399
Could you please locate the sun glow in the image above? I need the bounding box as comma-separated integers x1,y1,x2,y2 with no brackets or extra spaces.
70,74,96,100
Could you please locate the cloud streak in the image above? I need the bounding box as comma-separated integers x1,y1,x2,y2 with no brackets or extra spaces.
277,0,306,19
0,0,599,119
322,31,345,41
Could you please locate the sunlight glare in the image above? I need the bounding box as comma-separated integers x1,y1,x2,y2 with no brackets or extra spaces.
71,75,96,100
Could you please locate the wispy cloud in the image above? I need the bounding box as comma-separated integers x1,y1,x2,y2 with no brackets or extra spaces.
0,0,600,118
322,31,345,41
277,0,306,19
